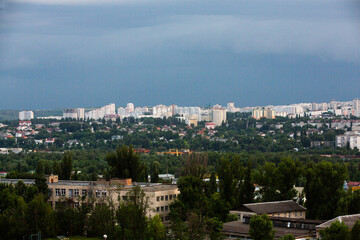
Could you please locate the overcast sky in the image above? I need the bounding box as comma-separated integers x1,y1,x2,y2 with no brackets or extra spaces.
0,0,360,109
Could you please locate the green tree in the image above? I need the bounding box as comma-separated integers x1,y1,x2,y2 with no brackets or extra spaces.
25,194,55,238
351,220,360,240
238,160,254,205
150,161,160,183
35,175,49,196
305,161,348,219
60,151,73,180
106,145,146,181
277,158,301,200
320,220,350,240
249,214,275,240
280,234,295,240
53,161,60,176
88,204,115,238
118,185,151,240
35,160,45,175
145,215,166,240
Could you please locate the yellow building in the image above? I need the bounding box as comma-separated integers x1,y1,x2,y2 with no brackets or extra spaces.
1,176,180,221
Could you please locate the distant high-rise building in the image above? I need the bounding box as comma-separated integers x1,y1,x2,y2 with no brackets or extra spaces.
63,108,84,120
85,103,115,120
227,102,235,112
353,98,360,111
252,108,275,120
126,103,135,113
212,108,227,126
19,111,34,120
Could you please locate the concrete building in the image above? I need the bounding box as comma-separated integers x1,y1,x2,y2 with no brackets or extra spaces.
212,108,227,126
223,216,322,240
19,111,34,120
227,102,235,113
252,108,275,120
0,176,179,221
126,103,135,113
63,108,85,120
353,98,360,111
230,200,307,222
85,103,116,120
336,133,360,151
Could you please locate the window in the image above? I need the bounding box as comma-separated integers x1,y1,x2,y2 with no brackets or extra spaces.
74,189,79,197
102,191,107,197
288,213,291,218
295,211,297,217
165,206,168,211
122,196,128,200
82,189,87,196
169,195,172,200
55,189,60,196
61,189,66,197
74,202,79,208
300,211,303,216
174,194,177,198
161,206,164,212
157,196,160,201
156,207,159,212
96,190,100,198
165,195,168,201
161,196,164,201
48,189,53,197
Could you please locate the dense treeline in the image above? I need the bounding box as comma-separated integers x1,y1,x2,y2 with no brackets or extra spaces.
0,181,166,240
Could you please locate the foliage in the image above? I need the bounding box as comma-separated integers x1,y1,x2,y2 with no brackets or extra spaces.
319,220,350,240
106,145,147,181
249,214,275,240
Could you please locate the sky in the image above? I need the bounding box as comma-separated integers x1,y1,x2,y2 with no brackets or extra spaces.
0,0,360,109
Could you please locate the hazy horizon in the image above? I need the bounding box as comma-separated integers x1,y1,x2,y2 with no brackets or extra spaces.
1,0,360,109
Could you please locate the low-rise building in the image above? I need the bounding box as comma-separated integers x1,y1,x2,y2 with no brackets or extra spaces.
0,176,179,221
223,215,322,240
316,214,360,239
230,200,307,222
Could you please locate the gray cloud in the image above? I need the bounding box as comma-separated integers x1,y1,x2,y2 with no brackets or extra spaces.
0,0,359,108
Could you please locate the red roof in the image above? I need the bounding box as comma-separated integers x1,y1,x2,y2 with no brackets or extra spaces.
348,182,360,187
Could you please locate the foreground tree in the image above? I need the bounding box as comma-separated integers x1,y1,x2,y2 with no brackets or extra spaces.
249,214,275,240
320,220,350,240
305,161,347,220
116,185,151,240
351,220,360,240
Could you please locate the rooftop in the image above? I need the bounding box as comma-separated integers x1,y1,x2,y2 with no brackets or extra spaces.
316,214,360,229
242,200,306,214
222,220,317,239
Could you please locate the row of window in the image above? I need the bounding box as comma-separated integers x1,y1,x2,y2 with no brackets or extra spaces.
95,190,107,198
156,194,177,202
156,205,169,213
54,188,88,197
273,211,303,218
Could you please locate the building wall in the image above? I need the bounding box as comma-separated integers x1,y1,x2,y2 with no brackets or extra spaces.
229,210,306,222
47,182,179,220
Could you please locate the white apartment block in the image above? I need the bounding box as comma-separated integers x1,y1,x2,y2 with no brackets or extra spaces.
336,133,360,151
19,111,34,120
212,108,227,126
85,103,115,120
63,108,85,120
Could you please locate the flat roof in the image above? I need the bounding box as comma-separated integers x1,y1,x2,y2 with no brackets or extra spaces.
0,179,177,192
222,221,317,238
